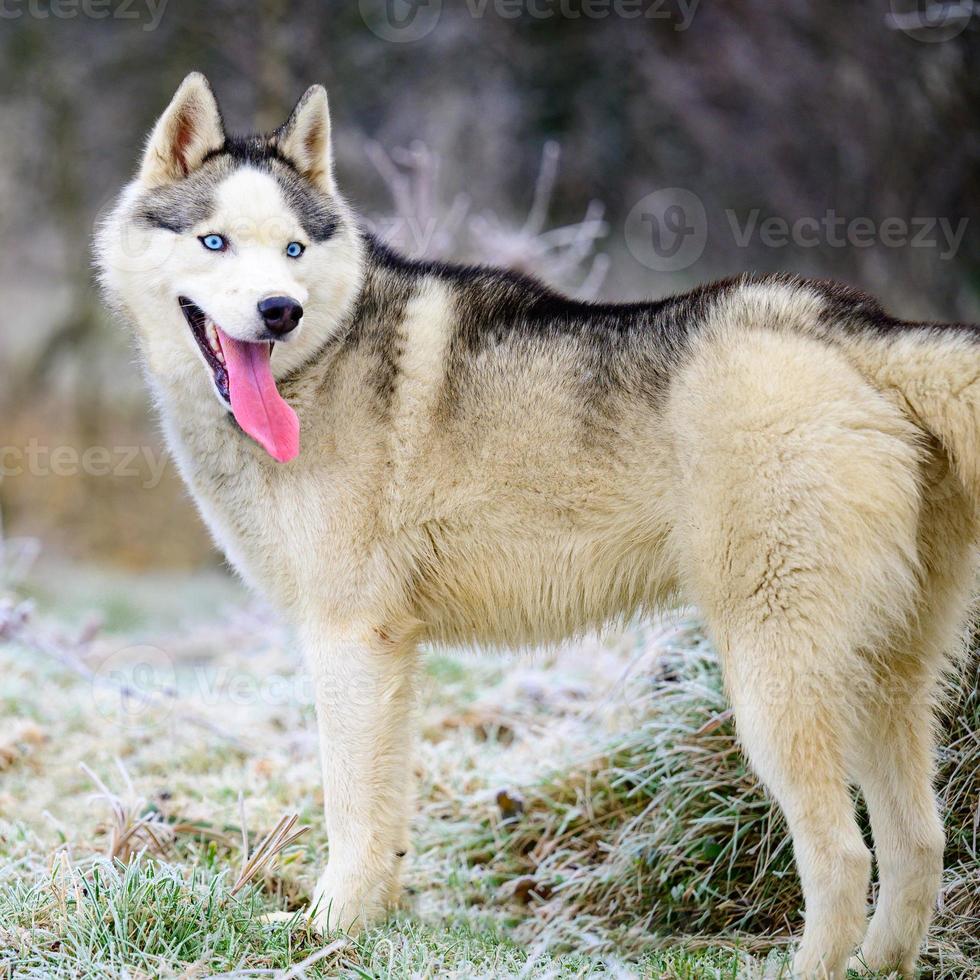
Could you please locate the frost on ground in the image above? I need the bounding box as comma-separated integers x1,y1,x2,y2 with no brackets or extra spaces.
0,554,977,978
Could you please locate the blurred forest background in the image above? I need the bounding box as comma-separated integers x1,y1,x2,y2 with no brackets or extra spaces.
1,0,978,570
2,6,980,976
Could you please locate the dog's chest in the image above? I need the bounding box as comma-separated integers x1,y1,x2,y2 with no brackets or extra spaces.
165,425,347,609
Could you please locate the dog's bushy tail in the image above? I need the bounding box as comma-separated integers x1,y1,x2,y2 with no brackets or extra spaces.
841,323,980,510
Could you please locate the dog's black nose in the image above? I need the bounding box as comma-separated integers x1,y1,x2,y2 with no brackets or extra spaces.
258,296,303,336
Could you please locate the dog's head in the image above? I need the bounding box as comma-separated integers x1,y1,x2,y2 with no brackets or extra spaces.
96,73,363,462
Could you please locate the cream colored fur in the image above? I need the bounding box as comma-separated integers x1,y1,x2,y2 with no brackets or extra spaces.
95,75,980,980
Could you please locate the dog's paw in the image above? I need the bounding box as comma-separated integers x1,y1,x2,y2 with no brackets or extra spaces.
307,869,390,936
307,891,370,936
791,947,849,979
847,951,912,979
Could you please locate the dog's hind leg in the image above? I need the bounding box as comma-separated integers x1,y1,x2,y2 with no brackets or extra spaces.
852,478,977,978
853,691,944,979
717,636,871,978
666,330,925,978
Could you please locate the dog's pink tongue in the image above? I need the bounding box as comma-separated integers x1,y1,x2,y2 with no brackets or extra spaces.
217,328,299,463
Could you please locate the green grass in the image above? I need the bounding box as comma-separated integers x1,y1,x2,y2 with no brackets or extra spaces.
0,568,977,978
0,855,760,978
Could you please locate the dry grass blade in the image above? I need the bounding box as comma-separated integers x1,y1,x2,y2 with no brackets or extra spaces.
231,800,309,897
80,759,176,863
80,759,242,863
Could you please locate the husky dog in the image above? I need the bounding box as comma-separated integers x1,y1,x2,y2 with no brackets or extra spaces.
96,73,979,979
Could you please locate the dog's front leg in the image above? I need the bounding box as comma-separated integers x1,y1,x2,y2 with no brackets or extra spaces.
303,627,419,934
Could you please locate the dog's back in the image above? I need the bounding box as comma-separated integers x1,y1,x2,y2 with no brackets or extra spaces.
281,253,977,661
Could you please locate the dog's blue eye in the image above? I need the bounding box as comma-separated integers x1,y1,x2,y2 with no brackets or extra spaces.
200,234,226,252
285,241,305,258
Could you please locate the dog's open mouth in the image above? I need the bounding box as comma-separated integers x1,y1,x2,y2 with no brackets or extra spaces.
179,297,300,463
180,297,230,402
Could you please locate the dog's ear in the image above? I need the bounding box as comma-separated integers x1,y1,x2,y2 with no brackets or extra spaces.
139,72,224,188
275,85,336,195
